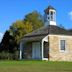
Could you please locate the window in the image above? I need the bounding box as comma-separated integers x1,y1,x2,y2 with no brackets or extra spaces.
60,40,66,51
50,11,54,21
48,17,49,20
51,16,53,21
51,11,53,15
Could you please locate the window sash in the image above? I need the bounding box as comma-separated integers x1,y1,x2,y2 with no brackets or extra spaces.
60,40,66,51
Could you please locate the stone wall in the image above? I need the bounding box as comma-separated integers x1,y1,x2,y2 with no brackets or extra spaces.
49,35,72,61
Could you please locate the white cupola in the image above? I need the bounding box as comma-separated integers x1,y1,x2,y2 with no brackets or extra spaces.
44,5,56,26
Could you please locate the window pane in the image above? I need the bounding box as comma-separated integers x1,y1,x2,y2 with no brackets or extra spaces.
51,15,53,21
51,11,53,15
60,40,65,51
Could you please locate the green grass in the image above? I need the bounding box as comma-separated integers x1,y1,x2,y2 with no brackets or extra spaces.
0,60,72,72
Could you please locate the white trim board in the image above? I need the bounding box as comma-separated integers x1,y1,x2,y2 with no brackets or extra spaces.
42,35,49,60
48,34,72,38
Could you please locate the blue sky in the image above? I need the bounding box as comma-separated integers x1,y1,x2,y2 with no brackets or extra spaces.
0,0,72,35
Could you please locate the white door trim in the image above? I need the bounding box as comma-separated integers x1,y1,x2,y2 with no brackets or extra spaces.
42,35,48,60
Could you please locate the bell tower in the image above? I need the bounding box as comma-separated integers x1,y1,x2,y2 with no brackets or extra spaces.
44,5,56,26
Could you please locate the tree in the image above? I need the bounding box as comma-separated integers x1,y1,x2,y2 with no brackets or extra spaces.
24,11,44,30
9,11,44,50
0,30,18,60
9,11,44,46
9,20,33,44
0,30,16,53
0,11,44,60
0,31,10,52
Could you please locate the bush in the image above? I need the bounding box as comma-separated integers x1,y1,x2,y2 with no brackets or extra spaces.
0,51,19,60
12,51,19,60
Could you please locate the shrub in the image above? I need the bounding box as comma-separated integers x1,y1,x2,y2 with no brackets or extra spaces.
0,51,19,60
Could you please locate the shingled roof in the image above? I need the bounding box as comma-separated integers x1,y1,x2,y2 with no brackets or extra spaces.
22,25,72,42
44,5,56,14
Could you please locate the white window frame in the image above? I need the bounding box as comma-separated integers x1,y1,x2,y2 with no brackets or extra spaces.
59,40,66,52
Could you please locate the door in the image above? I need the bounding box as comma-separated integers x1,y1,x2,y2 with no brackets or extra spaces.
32,42,41,59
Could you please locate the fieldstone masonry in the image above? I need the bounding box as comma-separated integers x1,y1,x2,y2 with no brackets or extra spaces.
49,35,72,61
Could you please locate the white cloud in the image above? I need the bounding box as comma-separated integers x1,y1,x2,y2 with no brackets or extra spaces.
0,33,3,42
68,11,72,20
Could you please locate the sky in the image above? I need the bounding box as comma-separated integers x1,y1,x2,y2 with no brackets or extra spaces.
0,0,72,35
0,33,3,42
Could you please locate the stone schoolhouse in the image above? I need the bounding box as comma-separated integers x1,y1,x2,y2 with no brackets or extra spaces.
19,5,72,61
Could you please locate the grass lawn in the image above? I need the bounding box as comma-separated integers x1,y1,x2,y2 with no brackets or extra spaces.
0,61,72,72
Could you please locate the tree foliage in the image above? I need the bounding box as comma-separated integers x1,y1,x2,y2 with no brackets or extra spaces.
9,11,44,44
0,11,44,60
24,11,44,30
0,30,16,53
9,20,33,44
